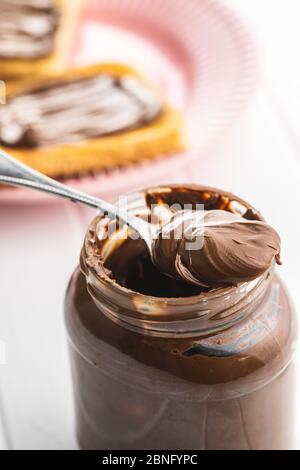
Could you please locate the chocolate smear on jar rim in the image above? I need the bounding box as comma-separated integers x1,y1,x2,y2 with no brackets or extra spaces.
84,185,281,298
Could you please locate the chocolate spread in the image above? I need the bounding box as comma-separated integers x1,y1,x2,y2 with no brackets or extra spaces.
0,0,59,60
0,74,162,148
65,185,297,450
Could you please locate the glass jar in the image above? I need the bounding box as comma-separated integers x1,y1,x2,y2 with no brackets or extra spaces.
64,185,297,450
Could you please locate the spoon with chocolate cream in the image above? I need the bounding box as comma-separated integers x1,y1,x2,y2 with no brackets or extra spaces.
152,209,281,288
0,149,281,288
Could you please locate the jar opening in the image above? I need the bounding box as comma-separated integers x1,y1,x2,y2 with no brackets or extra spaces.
81,185,271,338
84,184,264,300
103,236,206,298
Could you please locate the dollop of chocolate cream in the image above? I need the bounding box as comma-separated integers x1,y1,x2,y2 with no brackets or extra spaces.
152,209,281,288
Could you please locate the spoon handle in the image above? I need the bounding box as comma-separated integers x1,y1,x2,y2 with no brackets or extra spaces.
0,148,119,213
0,148,151,244
0,174,109,209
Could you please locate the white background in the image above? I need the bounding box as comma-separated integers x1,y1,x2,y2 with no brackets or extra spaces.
0,0,300,449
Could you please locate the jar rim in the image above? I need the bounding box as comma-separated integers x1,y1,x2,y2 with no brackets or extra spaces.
80,184,274,337
82,246,265,304
82,183,266,304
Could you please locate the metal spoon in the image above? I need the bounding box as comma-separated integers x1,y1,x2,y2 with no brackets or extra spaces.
0,148,153,250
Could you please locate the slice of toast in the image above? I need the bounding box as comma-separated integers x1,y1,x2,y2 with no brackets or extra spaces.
1,63,185,178
0,0,82,80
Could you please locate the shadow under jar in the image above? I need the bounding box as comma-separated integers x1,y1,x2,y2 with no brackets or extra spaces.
64,185,297,450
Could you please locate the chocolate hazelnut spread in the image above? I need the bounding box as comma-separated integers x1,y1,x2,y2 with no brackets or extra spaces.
0,74,162,148
64,185,297,450
153,209,281,288
0,0,59,60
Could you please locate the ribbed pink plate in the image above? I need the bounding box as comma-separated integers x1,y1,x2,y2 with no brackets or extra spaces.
0,0,258,203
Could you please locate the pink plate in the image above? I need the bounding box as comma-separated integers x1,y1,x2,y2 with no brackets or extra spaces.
0,0,259,204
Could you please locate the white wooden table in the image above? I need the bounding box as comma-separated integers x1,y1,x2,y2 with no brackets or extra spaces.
1,0,300,450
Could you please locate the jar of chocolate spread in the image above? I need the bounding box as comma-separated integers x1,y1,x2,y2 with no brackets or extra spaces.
64,185,297,450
